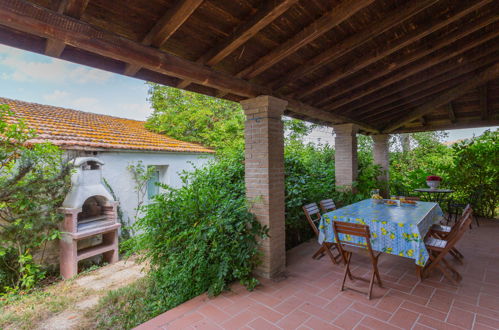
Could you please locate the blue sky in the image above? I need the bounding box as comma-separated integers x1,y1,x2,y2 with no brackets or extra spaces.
0,44,496,141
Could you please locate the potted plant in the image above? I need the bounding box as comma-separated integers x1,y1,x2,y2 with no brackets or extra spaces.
426,175,442,189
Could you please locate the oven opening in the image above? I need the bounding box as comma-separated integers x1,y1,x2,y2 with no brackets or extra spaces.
77,196,112,231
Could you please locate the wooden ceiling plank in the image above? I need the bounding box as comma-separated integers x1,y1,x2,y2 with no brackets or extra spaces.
391,119,499,133
235,0,374,80
352,53,499,118
317,14,499,109
383,63,499,132
124,0,204,76
271,0,438,90
298,0,495,100
335,45,499,116
44,0,88,57
176,0,299,89
480,83,489,120
447,102,456,123
322,28,499,114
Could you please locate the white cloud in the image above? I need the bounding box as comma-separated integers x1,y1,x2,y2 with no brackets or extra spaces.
119,103,153,120
71,97,100,109
43,90,69,102
0,45,112,84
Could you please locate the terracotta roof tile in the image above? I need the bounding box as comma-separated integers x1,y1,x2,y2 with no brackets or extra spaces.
0,97,213,153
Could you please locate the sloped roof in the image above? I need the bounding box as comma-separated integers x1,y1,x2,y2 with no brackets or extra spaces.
0,97,213,153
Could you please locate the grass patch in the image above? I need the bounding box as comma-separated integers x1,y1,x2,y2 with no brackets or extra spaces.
82,277,155,330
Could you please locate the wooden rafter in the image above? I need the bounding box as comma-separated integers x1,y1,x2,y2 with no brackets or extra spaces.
318,15,499,109
447,102,456,123
0,0,380,133
480,83,489,120
44,0,88,57
124,0,204,76
355,55,499,119
324,28,499,115
298,0,495,100
383,63,499,132
391,119,499,133
234,0,374,80
271,0,438,90
338,46,499,117
176,0,299,89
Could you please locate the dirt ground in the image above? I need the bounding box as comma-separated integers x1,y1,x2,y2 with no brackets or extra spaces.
1,258,145,330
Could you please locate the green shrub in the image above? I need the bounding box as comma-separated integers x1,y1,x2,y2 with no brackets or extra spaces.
125,147,266,315
0,105,71,294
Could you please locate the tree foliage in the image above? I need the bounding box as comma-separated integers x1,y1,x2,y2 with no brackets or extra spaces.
146,83,244,150
0,105,70,293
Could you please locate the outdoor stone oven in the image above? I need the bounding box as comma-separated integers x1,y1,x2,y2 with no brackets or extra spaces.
59,157,120,279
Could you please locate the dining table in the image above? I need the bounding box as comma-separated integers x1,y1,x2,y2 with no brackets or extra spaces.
414,188,454,204
318,199,444,276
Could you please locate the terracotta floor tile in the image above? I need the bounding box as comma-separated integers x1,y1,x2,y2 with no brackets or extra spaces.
197,303,231,324
247,303,283,323
400,301,447,321
446,306,475,329
389,307,419,329
359,316,401,330
276,309,311,329
220,310,258,330
333,309,364,329
247,317,281,330
350,302,392,321
475,314,499,329
304,316,342,330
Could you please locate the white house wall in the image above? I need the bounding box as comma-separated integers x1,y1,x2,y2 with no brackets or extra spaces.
66,150,213,228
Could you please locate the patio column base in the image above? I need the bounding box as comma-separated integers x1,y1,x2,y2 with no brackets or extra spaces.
241,95,287,279
373,134,390,197
334,124,358,192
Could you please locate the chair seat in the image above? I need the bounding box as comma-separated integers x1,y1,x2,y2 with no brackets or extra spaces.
425,237,447,250
431,224,451,233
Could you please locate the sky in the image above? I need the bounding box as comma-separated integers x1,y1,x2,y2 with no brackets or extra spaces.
0,44,496,141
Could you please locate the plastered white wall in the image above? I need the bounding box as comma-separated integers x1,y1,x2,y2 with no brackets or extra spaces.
66,150,213,228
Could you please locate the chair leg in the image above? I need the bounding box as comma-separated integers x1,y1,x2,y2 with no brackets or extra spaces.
475,215,480,227
312,246,325,259
323,243,339,265
368,268,375,300
341,252,352,291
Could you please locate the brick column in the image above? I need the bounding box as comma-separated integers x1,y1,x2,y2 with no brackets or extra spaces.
240,95,287,279
333,124,358,190
373,134,390,197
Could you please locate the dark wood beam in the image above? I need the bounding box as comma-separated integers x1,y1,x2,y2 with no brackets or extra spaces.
419,116,427,126
354,54,499,119
318,14,499,109
447,102,456,123
323,28,499,114
383,63,499,132
0,0,267,98
176,0,299,89
480,83,489,120
124,0,204,76
336,45,499,116
298,0,495,100
271,0,438,91
235,0,374,80
391,119,499,133
44,0,88,57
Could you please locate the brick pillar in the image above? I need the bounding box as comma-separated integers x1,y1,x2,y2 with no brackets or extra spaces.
333,124,358,190
240,95,287,279
373,134,390,197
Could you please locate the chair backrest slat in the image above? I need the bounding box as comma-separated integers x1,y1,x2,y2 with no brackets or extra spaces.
320,199,336,213
303,202,322,236
333,221,376,258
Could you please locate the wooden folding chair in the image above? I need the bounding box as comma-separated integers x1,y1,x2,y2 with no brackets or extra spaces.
332,221,382,300
303,203,341,264
319,198,336,213
423,209,473,285
429,204,472,263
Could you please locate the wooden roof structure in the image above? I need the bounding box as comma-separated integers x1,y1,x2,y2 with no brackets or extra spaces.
0,0,497,134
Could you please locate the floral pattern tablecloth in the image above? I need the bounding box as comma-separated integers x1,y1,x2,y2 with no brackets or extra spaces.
318,199,444,266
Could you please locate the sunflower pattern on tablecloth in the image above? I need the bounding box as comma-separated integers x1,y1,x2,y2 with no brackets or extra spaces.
318,199,444,266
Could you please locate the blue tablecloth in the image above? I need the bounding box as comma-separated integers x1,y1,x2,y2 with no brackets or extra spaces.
318,199,444,266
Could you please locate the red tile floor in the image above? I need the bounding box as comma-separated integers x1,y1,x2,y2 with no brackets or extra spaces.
136,218,499,330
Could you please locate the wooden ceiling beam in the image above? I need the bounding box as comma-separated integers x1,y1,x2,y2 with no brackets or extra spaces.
323,27,499,114
391,118,499,133
176,0,299,89
317,14,498,109
235,0,374,80
44,0,88,57
0,0,375,132
298,0,495,100
383,63,499,132
335,45,499,117
480,83,489,120
352,53,499,118
271,0,438,91
447,102,456,123
124,0,204,76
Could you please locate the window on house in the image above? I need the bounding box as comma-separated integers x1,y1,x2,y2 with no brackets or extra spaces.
147,168,160,199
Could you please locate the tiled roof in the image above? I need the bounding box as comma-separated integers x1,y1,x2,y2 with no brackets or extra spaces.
0,97,213,153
